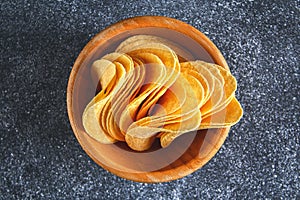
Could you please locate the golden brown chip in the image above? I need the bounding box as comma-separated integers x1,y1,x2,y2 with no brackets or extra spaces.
148,78,186,118
180,62,215,105
130,44,181,121
125,72,201,150
82,35,243,151
118,43,180,133
138,73,200,127
83,59,129,143
116,34,194,61
126,109,201,151
202,64,237,118
160,111,201,148
199,97,243,129
105,62,127,141
181,67,209,107
114,59,147,134
102,52,134,72
83,96,116,143
91,59,116,89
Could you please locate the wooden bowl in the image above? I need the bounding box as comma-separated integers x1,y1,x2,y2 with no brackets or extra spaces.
67,16,230,183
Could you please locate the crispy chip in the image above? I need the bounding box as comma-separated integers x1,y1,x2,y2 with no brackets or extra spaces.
82,35,243,151
116,34,194,61
199,97,243,129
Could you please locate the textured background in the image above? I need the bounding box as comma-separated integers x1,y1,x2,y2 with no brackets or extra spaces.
1,0,299,199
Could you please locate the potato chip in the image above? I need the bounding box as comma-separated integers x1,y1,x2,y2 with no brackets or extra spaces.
116,34,194,61
119,43,180,133
128,44,181,120
180,67,209,107
135,72,200,127
105,62,127,141
91,59,116,89
102,52,134,72
148,78,186,118
113,59,147,134
125,110,201,151
180,62,215,105
202,64,237,118
199,97,243,129
82,35,243,151
82,60,118,143
125,72,201,150
82,58,129,143
118,74,163,132
83,96,116,143
160,111,201,148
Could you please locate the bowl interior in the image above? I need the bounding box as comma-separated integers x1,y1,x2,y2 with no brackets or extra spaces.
67,16,229,182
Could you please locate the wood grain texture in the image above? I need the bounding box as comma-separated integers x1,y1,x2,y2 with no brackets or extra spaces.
67,16,230,183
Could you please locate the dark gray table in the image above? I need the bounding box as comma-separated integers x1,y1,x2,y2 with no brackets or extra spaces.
1,0,299,199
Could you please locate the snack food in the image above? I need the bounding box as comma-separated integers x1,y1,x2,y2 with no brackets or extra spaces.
82,35,243,151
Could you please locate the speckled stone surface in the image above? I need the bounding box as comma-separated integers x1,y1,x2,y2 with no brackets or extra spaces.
1,0,299,199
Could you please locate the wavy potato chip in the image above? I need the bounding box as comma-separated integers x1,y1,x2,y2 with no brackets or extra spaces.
135,73,200,128
116,34,194,61
102,52,134,72
82,35,243,151
105,62,127,141
116,59,147,134
199,97,243,129
148,78,186,118
91,59,116,89
118,43,181,133
180,62,215,105
124,71,202,151
180,67,209,107
125,111,201,151
202,66,236,118
83,61,119,144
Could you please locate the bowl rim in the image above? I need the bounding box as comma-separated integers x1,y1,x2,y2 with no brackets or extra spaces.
67,15,230,183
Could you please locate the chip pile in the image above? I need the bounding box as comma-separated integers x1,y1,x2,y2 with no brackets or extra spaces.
82,35,243,151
